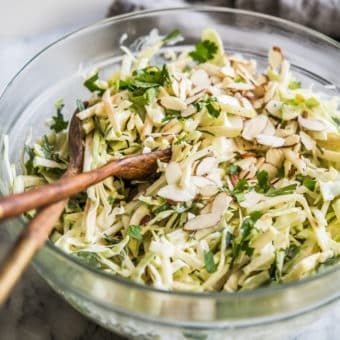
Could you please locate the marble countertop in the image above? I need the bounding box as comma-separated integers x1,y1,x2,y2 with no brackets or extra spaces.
0,9,125,338
0,228,123,340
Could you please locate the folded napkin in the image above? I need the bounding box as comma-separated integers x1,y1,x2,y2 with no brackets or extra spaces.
108,0,340,39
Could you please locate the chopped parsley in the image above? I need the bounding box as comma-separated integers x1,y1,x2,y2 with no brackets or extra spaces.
50,99,68,133
195,97,221,118
24,145,35,175
83,72,105,95
332,116,340,131
127,225,143,241
255,170,271,193
76,251,102,269
255,170,297,196
162,109,182,122
119,65,170,110
296,175,316,191
103,234,120,245
227,164,241,175
189,40,218,63
204,251,217,273
232,211,262,259
162,29,181,44
266,184,297,197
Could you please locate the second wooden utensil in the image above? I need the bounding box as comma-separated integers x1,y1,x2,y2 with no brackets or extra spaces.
0,111,171,304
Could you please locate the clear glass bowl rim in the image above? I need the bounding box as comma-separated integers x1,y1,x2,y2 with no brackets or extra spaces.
1,5,340,302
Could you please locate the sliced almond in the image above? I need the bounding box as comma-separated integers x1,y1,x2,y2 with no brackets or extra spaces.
191,69,211,90
225,82,255,91
253,98,265,109
239,191,264,208
165,162,182,185
200,63,224,77
196,157,217,176
242,114,268,141
201,116,243,137
283,149,307,174
262,120,276,136
183,213,221,231
181,105,197,118
254,74,269,87
298,116,327,132
211,193,232,215
158,184,196,202
264,82,278,103
192,176,219,197
256,134,285,147
185,91,205,105
179,78,191,101
199,185,219,197
299,131,316,151
266,100,282,114
217,95,255,118
266,149,284,167
268,46,283,69
284,134,300,147
171,79,180,97
160,96,187,111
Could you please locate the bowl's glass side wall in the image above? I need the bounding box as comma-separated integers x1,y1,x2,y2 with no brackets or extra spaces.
0,7,340,335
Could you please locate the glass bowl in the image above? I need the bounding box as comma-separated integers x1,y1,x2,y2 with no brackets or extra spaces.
1,6,340,339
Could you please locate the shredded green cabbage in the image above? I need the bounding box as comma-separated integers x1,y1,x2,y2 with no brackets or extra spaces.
12,28,340,292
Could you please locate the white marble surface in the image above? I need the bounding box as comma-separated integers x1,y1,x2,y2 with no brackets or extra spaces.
0,5,125,338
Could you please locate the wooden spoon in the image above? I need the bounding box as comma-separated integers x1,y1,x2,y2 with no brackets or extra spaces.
0,112,171,304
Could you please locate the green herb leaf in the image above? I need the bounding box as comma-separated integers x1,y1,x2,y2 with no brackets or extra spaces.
51,99,68,132
288,81,301,90
232,211,262,259
76,251,102,269
256,170,271,193
195,97,220,117
277,166,285,179
162,29,181,43
285,244,300,260
162,109,182,122
189,40,218,63
332,116,340,131
318,256,339,272
266,184,297,197
103,234,120,245
127,225,143,241
303,178,316,191
225,231,233,248
204,251,217,273
233,178,249,192
24,145,35,175
227,164,241,175
84,72,105,94
234,192,245,203
128,87,158,110
107,196,116,205
119,65,169,110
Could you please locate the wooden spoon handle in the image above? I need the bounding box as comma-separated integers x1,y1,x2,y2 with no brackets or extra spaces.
0,199,67,304
0,149,170,221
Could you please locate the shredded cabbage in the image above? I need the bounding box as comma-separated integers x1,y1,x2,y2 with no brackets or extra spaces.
12,28,340,292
